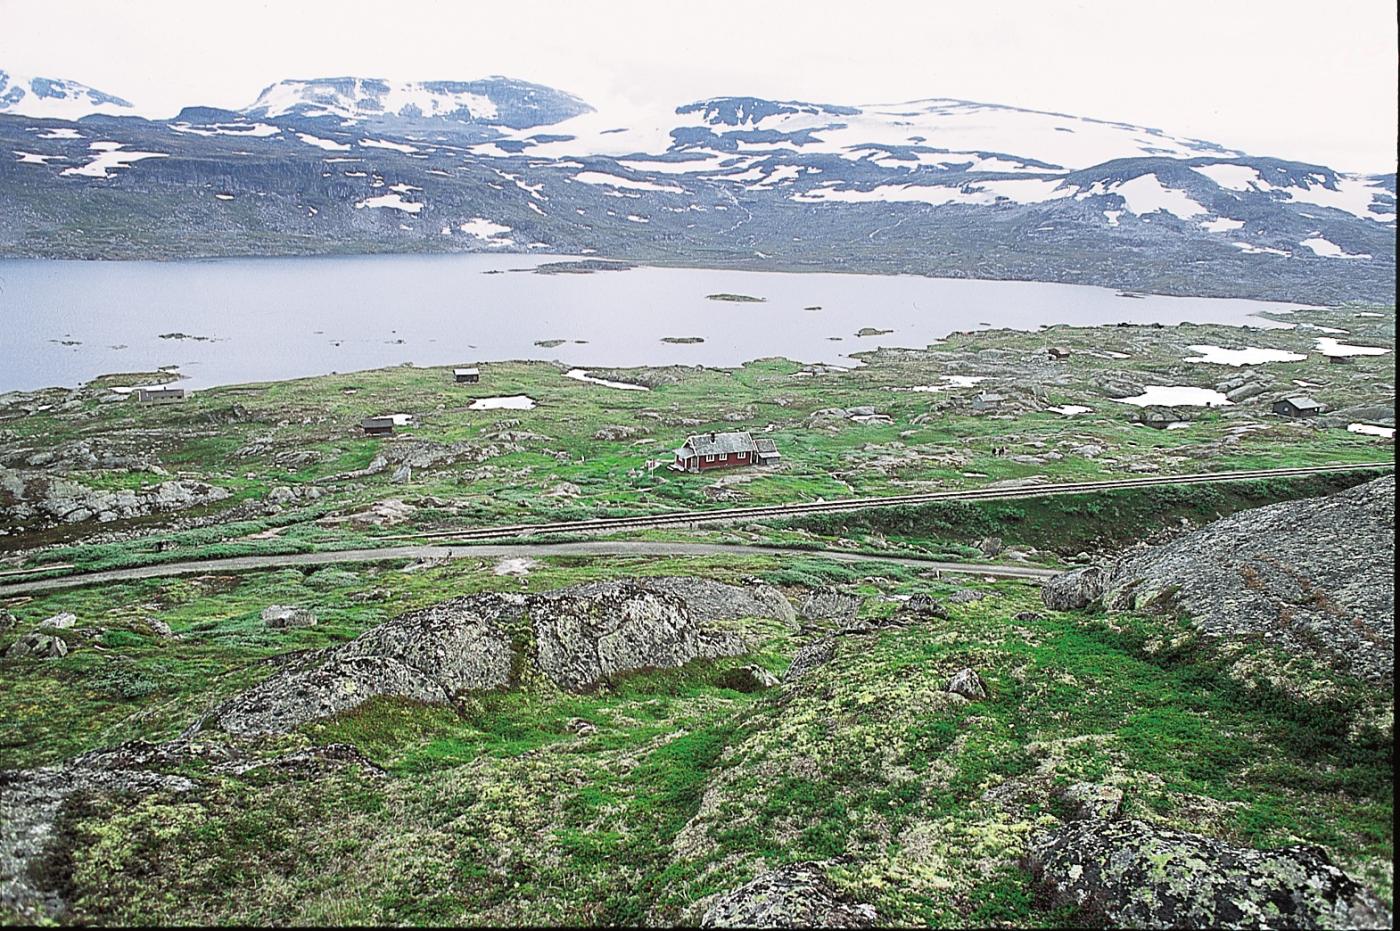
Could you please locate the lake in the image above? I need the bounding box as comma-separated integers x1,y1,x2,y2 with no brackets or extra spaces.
0,253,1304,392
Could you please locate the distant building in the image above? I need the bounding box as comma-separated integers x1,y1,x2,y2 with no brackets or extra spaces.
361,415,397,436
972,392,1006,412
454,367,480,383
1046,346,1072,360
1272,396,1325,418
134,387,186,404
1327,354,1354,365
672,431,778,472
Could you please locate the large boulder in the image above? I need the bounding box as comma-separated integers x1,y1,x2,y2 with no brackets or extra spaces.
1103,476,1394,683
0,468,230,526
784,638,836,682
701,862,878,928
1026,819,1392,930
1041,566,1108,611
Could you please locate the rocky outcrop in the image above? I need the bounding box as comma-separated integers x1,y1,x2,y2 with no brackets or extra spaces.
701,862,878,928
784,638,836,682
1041,566,1107,611
209,577,782,735
213,596,517,735
0,468,229,525
945,667,989,700
1025,819,1392,930
1042,476,1395,683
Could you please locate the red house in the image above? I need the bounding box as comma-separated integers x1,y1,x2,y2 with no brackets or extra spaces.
672,431,781,472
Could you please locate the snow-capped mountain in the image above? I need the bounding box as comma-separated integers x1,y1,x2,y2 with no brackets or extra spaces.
0,75,1393,305
0,70,134,120
242,76,592,132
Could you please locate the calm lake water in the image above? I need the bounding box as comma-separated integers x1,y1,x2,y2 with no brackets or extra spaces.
0,253,1303,392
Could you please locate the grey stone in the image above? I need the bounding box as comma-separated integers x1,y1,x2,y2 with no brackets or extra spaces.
260,605,318,629
785,638,836,682
1025,819,1392,929
39,613,76,630
4,633,68,659
946,667,989,700
391,464,412,484
1057,782,1124,821
1042,566,1108,611
701,862,878,928
800,588,862,623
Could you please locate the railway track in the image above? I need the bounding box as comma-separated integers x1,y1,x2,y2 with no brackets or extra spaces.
383,462,1392,542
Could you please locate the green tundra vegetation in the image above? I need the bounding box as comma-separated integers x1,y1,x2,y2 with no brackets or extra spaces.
0,552,1390,925
2,304,1393,579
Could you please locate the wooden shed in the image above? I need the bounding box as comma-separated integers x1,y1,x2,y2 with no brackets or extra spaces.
135,386,186,404
454,367,480,384
361,415,397,436
1272,396,1325,418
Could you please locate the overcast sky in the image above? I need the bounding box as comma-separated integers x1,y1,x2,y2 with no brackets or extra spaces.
1,0,1396,172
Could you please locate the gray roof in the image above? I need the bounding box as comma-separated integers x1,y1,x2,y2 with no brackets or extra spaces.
454,367,479,375
683,431,758,456
362,416,396,428
1282,396,1324,410
754,438,779,453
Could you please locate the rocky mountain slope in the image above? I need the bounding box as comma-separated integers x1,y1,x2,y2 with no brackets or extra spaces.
1043,475,1395,684
1,73,1393,304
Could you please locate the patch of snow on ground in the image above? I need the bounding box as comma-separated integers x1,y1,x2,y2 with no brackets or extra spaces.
493,557,536,577
1200,217,1245,233
1348,423,1395,439
214,193,234,200
1300,237,1371,260
1110,174,1207,218
1279,176,1395,223
298,132,350,151
1047,405,1093,415
170,122,279,137
457,218,512,244
1184,345,1306,366
1116,386,1233,407
13,151,63,164
354,193,423,213
360,138,418,154
574,171,684,193
37,128,81,139
626,214,649,223
1231,242,1290,256
60,142,168,178
1314,338,1390,357
565,369,650,391
469,395,536,410
1193,163,1270,191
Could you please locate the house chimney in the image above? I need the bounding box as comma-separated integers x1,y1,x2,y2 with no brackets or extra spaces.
709,431,716,441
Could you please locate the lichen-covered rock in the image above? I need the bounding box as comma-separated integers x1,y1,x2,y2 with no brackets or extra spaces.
0,611,14,634
901,594,949,619
0,468,230,526
784,638,836,682
4,632,68,660
945,667,989,700
260,605,318,629
210,577,773,734
1025,819,1392,929
700,862,878,928
1102,476,1395,684
39,613,76,630
532,584,702,691
1041,566,1108,611
1056,781,1124,821
800,588,862,624
213,595,517,735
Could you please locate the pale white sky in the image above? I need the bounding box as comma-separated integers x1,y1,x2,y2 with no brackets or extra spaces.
1,0,1396,172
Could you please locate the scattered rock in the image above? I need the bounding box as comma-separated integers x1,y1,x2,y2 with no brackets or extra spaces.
899,594,949,619
945,667,989,700
143,617,173,638
1041,566,1108,611
947,589,991,605
260,605,317,629
566,718,597,737
391,464,412,484
701,862,878,928
1025,819,1392,930
4,632,68,659
976,536,1004,556
800,588,862,624
0,611,15,634
1013,611,1045,622
39,613,76,630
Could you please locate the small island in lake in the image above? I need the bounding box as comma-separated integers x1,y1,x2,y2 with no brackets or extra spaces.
706,293,766,303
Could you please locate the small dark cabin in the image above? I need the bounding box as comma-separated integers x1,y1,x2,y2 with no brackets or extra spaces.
454,367,480,384
1273,396,1325,418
